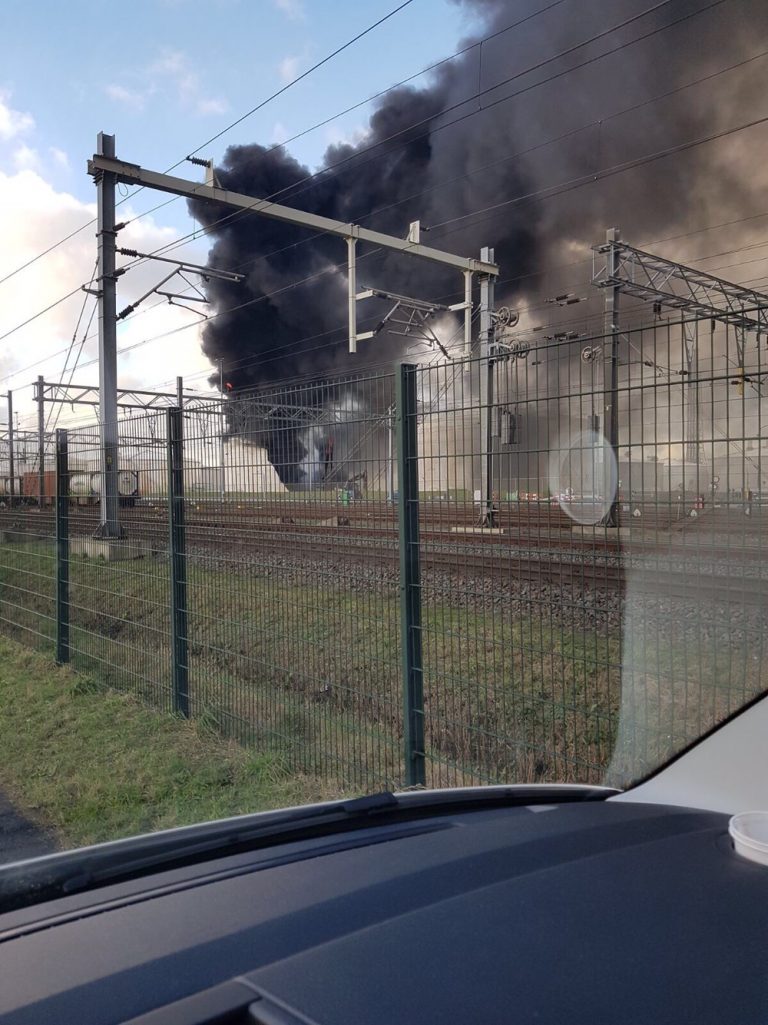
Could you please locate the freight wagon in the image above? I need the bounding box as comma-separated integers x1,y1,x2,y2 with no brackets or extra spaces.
19,469,140,506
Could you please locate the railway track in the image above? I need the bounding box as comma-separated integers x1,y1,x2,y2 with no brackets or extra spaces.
1,506,767,605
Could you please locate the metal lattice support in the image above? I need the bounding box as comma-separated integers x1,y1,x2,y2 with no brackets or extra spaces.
36,380,220,413
592,237,768,331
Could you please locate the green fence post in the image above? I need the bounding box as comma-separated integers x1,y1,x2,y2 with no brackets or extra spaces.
397,362,425,787
55,428,69,664
167,407,189,718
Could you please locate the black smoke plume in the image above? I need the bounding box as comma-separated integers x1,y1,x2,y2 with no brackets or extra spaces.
189,0,768,481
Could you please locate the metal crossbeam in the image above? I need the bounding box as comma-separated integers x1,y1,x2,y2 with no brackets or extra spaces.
592,240,768,331
38,380,218,411
355,288,454,357
227,396,329,433
89,154,499,278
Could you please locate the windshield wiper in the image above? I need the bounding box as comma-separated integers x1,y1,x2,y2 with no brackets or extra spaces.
0,784,614,913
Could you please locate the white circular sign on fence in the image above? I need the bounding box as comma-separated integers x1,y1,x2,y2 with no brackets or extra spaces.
548,430,617,526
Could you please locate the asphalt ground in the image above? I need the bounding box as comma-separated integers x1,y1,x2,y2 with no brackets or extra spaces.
0,792,54,865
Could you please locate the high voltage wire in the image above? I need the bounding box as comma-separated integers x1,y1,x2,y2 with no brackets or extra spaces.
153,43,768,301
101,0,738,384
107,30,768,342
37,0,701,292
249,0,725,213
0,284,86,345
127,0,705,271
107,0,582,272
428,112,768,233
0,0,727,337
0,0,417,290
203,0,572,175
180,0,417,164
0,0,737,392
0,0,753,386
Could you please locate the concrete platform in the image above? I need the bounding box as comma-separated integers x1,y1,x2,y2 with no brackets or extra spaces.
71,537,149,562
571,526,633,539
450,526,506,535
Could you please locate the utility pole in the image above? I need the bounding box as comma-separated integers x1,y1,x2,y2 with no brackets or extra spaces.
95,132,121,538
218,359,225,500
479,246,496,526
735,323,749,498
36,375,45,507
176,375,184,410
7,391,14,505
386,404,396,503
682,318,699,465
602,227,621,527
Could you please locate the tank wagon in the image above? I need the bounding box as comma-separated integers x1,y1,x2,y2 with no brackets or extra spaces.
19,469,139,506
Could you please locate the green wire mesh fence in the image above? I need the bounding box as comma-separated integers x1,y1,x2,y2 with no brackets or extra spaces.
0,312,766,792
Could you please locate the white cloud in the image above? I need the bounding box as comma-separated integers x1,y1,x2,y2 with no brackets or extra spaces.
274,0,304,20
0,93,34,140
144,50,227,117
0,166,212,427
12,145,40,172
324,123,369,149
197,97,229,116
271,121,289,145
50,147,70,170
278,54,302,84
105,83,146,110
148,49,186,76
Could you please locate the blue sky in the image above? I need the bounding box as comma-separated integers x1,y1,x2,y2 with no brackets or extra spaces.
1,0,475,232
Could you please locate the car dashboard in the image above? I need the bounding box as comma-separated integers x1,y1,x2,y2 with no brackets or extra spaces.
0,799,764,1024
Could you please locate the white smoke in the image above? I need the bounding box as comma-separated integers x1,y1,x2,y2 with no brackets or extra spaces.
297,392,364,485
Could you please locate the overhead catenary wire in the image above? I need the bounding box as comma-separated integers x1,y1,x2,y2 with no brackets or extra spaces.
180,0,417,163
0,283,88,346
0,0,419,292
65,0,707,296
104,0,582,276
0,0,755,391
17,101,768,394
146,237,768,393
9,174,768,395
67,24,766,381
84,30,768,353
123,0,718,274
1,0,728,352
42,260,99,439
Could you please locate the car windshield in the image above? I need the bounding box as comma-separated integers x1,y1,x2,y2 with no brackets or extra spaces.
0,0,766,871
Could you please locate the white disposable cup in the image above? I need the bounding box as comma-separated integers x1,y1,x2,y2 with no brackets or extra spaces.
729,812,768,866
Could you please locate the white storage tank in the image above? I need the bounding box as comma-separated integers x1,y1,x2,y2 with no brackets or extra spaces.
89,470,138,497
69,472,92,498
118,470,138,496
